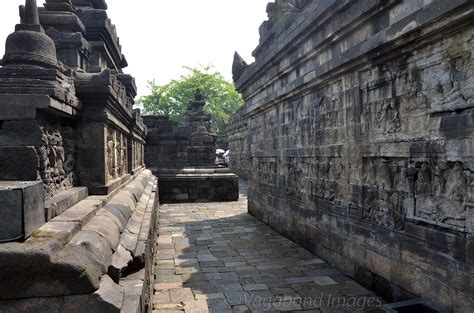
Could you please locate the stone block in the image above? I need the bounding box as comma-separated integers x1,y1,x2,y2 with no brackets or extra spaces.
158,171,239,203
0,221,94,299
0,120,43,146
121,228,139,256
97,208,126,233
103,203,130,229
0,147,39,181
45,187,89,219
108,244,133,282
83,213,121,251
59,275,124,313
0,297,64,313
0,94,51,120
51,199,101,228
0,181,45,241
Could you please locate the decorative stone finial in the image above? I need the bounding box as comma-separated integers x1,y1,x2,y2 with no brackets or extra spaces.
232,52,248,83
24,0,40,25
187,89,206,113
194,89,204,101
1,0,58,69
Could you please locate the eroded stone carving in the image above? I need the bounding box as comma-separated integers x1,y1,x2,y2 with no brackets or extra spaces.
0,1,151,311
255,157,277,186
36,124,76,199
430,54,473,113
363,192,405,230
227,1,474,311
285,157,305,202
106,127,128,180
414,161,470,229
377,100,401,134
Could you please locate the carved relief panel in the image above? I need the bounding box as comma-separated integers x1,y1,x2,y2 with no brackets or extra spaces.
360,67,401,136
106,125,128,180
37,123,76,199
409,161,471,231
284,157,305,202
362,188,406,231
360,157,408,230
307,156,345,215
397,66,428,112
107,127,116,179
319,81,344,130
131,140,144,170
428,53,473,114
254,156,278,187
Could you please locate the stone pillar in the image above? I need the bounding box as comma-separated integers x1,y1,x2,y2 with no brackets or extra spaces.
75,70,135,195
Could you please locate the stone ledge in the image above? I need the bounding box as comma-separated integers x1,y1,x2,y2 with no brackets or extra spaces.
0,275,124,313
158,166,233,175
88,173,132,196
159,173,239,181
45,187,89,220
158,171,239,203
0,169,157,300
109,180,155,281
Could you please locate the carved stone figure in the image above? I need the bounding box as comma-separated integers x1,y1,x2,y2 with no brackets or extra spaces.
431,56,472,113
34,125,76,198
414,161,470,229
107,128,115,179
415,162,432,195
377,100,401,133
364,193,405,230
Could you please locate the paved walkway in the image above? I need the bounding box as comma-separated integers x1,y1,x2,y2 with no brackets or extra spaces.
152,197,383,313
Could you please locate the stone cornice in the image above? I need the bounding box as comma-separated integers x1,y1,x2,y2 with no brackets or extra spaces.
236,0,474,118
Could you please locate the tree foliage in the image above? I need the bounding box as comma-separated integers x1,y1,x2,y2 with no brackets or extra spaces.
139,65,244,133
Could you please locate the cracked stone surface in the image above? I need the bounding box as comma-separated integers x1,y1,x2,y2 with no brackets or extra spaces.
152,191,384,313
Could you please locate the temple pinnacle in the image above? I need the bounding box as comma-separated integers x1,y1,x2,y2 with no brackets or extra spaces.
23,0,40,26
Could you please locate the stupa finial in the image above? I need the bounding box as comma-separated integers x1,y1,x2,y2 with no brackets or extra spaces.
1,0,58,69
194,89,204,102
23,0,40,26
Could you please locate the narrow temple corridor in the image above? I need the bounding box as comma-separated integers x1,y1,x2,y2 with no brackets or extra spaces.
152,182,384,313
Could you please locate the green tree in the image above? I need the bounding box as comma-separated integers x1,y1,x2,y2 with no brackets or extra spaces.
139,65,244,133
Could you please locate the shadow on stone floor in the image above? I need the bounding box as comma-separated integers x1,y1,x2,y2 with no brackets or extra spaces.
152,199,384,313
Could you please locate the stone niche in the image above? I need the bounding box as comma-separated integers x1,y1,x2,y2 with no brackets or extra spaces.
228,0,474,312
0,1,156,312
144,90,239,203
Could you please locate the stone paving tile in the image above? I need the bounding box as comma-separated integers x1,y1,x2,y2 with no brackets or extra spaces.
153,199,383,312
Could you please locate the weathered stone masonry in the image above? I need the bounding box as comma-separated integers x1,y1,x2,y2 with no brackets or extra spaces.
0,1,156,312
144,91,239,203
228,0,474,311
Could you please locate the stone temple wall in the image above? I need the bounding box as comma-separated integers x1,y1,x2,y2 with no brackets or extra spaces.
0,1,156,312
144,116,194,170
228,0,474,311
144,92,239,203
